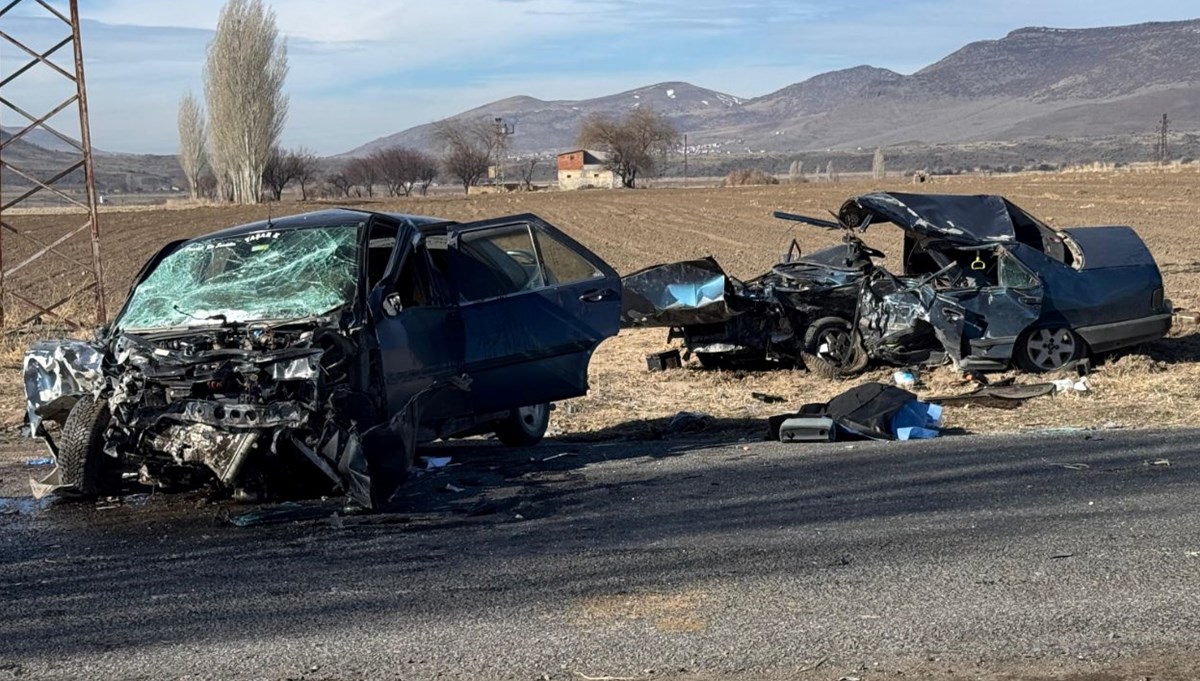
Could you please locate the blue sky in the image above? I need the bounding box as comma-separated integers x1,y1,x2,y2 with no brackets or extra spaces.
2,0,1197,155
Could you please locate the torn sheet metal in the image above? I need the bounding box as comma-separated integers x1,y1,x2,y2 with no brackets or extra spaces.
841,192,1027,243
23,340,104,433
621,257,739,327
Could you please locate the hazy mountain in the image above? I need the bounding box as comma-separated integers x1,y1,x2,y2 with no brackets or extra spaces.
344,18,1200,156
343,82,744,156
1,125,112,155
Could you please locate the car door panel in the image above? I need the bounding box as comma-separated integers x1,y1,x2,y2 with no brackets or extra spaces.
448,214,620,415
369,233,466,421
937,249,1043,362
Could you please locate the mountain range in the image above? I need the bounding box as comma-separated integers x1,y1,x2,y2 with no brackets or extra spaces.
345,18,1200,157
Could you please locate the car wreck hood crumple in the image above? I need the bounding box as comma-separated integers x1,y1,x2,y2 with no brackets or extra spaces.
839,192,1046,244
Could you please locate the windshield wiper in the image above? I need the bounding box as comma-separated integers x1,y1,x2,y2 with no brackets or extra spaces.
172,304,229,326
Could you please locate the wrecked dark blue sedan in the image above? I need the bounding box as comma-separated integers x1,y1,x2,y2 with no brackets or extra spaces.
623,192,1172,375
23,209,621,508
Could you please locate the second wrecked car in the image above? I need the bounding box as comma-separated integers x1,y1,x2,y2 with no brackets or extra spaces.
24,209,621,508
622,192,1171,374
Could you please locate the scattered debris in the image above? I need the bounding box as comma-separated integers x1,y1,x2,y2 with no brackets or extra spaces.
645,349,682,372
666,411,713,434
1050,553,1075,560
769,382,941,442
421,456,453,471
227,502,335,528
1053,376,1091,393
574,673,638,681
538,452,578,463
751,392,787,404
24,457,53,466
892,369,917,388
1149,459,1171,467
1046,461,1090,470
797,657,829,673
929,382,1057,408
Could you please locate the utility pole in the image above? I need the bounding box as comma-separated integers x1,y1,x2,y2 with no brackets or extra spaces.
683,133,688,180
0,0,107,328
493,117,515,185
1157,113,1170,165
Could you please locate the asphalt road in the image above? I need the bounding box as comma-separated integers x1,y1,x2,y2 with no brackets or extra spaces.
3,428,1200,680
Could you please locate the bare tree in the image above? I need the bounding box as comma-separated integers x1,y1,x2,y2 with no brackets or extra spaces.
577,108,679,188
434,119,500,194
325,171,354,198
872,148,886,180
177,92,207,200
291,147,319,200
371,146,441,197
204,0,289,204
344,157,378,197
262,146,302,201
788,160,804,184
369,145,408,195
517,156,542,191
414,153,438,196
826,160,838,182
197,170,219,200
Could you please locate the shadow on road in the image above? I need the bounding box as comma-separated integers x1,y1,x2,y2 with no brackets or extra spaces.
0,426,1192,663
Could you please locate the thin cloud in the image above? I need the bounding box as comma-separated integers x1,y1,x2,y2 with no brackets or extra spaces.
9,0,1198,154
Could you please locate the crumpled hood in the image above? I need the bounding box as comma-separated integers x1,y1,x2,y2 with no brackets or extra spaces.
840,192,1038,244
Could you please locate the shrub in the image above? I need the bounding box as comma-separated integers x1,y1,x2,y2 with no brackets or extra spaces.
721,168,779,187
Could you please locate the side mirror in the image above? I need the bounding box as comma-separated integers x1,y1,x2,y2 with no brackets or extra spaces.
94,324,111,341
382,292,403,317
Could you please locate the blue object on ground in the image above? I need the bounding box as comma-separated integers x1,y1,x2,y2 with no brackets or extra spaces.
892,401,943,441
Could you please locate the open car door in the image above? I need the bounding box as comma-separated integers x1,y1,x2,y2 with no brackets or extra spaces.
445,214,621,414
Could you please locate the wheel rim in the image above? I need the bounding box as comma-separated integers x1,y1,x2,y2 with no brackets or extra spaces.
516,404,546,432
817,328,853,364
1026,328,1077,370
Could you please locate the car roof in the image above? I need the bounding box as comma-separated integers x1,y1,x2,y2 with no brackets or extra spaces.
187,208,452,243
840,192,1050,244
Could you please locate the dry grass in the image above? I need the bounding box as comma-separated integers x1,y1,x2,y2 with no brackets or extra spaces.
4,171,1200,438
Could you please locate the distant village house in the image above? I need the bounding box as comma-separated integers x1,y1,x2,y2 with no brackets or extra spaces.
557,149,617,190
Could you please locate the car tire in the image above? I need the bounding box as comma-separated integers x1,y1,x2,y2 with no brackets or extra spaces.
802,317,869,378
1015,326,1085,373
495,403,550,447
56,395,117,498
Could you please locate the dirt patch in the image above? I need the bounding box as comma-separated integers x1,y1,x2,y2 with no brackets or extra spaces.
573,589,711,633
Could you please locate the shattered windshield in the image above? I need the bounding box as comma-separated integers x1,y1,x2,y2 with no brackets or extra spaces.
116,225,361,331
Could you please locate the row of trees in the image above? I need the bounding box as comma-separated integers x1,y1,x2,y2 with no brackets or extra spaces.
177,0,681,202
325,147,439,198
178,0,288,204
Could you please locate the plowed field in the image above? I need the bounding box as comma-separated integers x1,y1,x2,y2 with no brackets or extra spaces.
6,169,1200,437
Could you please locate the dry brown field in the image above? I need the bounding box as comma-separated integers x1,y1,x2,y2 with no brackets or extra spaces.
5,170,1200,439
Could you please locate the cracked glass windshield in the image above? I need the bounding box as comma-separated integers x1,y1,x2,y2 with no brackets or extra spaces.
117,225,361,330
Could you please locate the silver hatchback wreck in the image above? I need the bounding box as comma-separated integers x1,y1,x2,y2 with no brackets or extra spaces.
24,209,621,508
